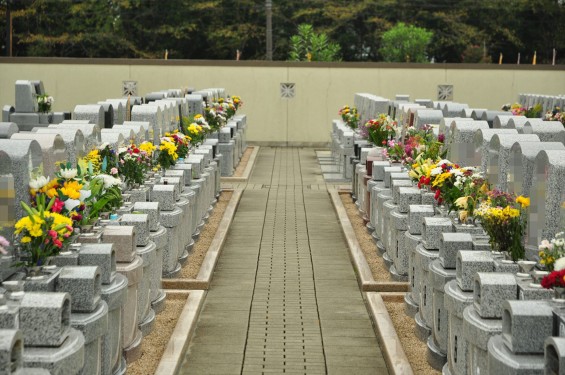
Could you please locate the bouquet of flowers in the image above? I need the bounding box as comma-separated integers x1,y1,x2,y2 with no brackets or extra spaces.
502,102,543,118
231,95,243,110
157,137,178,170
165,130,189,159
338,105,359,129
37,94,54,113
428,161,469,210
474,190,530,261
364,114,396,146
541,268,565,289
119,143,153,188
453,173,489,222
182,121,206,147
82,143,118,175
544,106,564,127
539,232,565,271
204,105,226,132
14,194,74,267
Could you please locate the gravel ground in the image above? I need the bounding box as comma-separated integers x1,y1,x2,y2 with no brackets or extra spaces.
339,192,392,282
384,300,440,375
126,293,189,375
179,191,233,279
233,146,253,177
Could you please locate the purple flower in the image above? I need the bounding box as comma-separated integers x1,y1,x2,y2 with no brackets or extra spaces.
438,133,445,143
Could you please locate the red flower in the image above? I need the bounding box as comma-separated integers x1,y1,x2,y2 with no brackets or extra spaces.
434,189,441,200
51,198,64,213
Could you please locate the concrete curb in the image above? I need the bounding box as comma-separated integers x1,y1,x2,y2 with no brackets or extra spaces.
162,188,244,290
154,289,206,375
365,292,414,375
328,187,408,292
221,146,260,183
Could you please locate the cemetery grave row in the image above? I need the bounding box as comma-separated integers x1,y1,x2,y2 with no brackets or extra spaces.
0,80,248,374
331,92,565,375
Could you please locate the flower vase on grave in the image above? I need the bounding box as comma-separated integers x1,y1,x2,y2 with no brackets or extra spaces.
554,287,565,301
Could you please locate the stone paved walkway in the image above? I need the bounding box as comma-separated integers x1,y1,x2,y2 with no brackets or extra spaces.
179,147,388,375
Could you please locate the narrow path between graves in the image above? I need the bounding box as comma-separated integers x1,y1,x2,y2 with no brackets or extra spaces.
179,147,388,375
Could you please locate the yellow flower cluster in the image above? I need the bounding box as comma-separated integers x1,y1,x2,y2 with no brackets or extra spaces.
475,201,520,223
15,211,73,243
187,123,203,134
83,149,101,172
60,180,83,200
139,141,156,156
159,139,178,160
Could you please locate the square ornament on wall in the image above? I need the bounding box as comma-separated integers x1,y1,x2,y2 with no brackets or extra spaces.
437,84,454,101
123,81,138,97
280,83,295,99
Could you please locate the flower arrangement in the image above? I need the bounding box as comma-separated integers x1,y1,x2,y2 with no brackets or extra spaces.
157,137,178,170
339,105,360,129
539,232,565,271
545,106,564,127
37,94,54,113
165,130,189,159
380,125,446,166
204,106,226,132
541,269,565,289
453,173,489,222
119,143,153,188
82,143,118,175
14,194,74,267
231,95,243,110
501,102,543,118
182,121,206,147
474,190,530,261
364,114,396,146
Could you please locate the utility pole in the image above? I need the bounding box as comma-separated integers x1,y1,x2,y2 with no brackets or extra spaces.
266,0,272,61
5,0,12,56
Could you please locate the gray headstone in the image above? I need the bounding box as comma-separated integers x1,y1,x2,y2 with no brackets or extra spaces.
2,106,15,123
0,122,19,139
528,150,565,250
508,141,565,197
34,127,86,166
473,128,519,176
73,104,104,130
447,120,490,166
0,139,43,221
487,134,540,191
15,80,38,113
523,120,565,143
10,132,66,179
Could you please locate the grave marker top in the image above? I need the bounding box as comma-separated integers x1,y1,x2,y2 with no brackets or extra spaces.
15,80,37,113
0,139,43,221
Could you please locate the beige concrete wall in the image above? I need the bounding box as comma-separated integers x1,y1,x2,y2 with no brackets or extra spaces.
1,59,564,145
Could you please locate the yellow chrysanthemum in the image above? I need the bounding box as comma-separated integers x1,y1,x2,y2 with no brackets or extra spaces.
516,195,530,208
21,236,31,243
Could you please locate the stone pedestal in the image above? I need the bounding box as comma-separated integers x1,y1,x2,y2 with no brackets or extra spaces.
116,256,143,364
444,280,474,375
100,273,127,375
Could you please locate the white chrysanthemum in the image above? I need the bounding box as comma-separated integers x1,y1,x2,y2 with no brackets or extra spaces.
60,168,78,179
555,257,565,271
95,174,121,189
438,159,452,165
555,238,565,248
29,175,49,190
430,167,443,176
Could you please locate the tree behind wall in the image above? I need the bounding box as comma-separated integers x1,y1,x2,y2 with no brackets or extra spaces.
379,22,433,63
288,23,341,62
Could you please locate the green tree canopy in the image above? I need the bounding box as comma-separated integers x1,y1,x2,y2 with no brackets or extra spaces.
0,0,563,63
379,22,433,63
288,24,341,62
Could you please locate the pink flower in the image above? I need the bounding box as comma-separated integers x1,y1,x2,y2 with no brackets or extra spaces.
51,198,64,213
53,239,63,248
48,230,58,239
0,236,9,248
110,167,118,175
